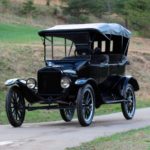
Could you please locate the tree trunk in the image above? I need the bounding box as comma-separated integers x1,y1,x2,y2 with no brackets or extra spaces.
106,0,111,13
125,16,128,28
46,0,50,6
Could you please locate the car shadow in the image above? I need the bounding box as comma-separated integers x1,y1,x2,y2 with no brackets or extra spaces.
29,117,137,129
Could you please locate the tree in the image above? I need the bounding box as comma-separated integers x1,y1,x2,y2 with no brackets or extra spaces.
1,0,10,12
90,0,105,18
46,0,50,6
21,0,36,17
113,0,150,37
64,0,104,23
114,0,129,27
102,0,115,13
125,0,150,36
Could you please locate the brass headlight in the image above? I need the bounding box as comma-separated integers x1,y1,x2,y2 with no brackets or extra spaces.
60,77,71,89
26,78,36,89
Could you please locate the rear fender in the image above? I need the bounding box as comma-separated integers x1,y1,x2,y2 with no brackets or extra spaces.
120,76,139,96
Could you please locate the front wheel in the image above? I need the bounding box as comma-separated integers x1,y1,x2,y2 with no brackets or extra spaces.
60,106,75,122
5,86,25,127
76,84,95,126
121,84,136,120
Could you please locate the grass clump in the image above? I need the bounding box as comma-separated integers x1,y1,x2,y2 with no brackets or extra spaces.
67,126,150,150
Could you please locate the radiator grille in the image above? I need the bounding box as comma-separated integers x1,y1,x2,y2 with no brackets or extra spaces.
38,68,62,95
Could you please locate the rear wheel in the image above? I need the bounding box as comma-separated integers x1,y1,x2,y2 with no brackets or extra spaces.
76,84,95,126
121,84,136,120
60,106,75,122
5,86,25,127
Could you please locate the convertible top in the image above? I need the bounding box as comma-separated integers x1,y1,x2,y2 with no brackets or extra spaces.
39,23,131,39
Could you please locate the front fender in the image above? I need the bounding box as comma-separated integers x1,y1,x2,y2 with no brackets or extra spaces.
75,78,97,87
75,78,100,108
5,78,26,87
5,79,42,103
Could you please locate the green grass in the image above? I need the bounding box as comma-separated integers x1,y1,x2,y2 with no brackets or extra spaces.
67,126,150,150
0,23,41,43
0,91,6,124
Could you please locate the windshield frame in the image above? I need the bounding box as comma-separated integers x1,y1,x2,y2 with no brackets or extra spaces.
42,32,91,64
42,36,76,62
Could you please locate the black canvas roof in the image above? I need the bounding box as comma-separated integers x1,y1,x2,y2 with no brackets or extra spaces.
39,23,131,39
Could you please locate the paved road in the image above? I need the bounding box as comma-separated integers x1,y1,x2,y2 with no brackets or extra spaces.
0,108,150,150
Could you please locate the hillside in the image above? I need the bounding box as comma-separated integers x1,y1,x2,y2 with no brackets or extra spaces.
128,37,150,98
0,0,66,28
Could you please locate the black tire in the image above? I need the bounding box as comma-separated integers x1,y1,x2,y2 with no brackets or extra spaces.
76,84,95,126
60,107,75,122
121,84,136,120
5,86,25,127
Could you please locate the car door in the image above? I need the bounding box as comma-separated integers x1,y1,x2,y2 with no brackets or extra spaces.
89,55,109,84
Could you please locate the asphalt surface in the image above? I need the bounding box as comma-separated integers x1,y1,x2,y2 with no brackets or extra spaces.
0,108,150,150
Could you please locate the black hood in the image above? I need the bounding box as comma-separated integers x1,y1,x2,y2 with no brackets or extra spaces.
46,60,88,73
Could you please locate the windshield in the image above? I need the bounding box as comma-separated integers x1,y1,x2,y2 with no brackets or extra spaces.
44,37,76,60
42,32,91,61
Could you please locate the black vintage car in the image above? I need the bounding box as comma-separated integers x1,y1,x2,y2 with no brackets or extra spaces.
5,23,139,127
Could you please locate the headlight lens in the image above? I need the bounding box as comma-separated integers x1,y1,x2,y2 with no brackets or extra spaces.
26,78,36,89
60,77,71,89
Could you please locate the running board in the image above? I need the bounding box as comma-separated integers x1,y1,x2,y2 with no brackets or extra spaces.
104,99,125,104
25,105,75,111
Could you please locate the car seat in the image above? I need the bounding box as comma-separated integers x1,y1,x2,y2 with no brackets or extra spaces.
91,47,109,64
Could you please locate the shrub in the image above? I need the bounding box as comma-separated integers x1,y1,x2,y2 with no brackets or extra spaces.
1,0,10,9
21,0,36,17
0,0,10,12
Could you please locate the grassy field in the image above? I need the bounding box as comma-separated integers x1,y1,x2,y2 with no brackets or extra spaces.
67,126,150,150
0,23,41,43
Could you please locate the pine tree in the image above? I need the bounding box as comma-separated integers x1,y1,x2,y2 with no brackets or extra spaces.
125,0,150,36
